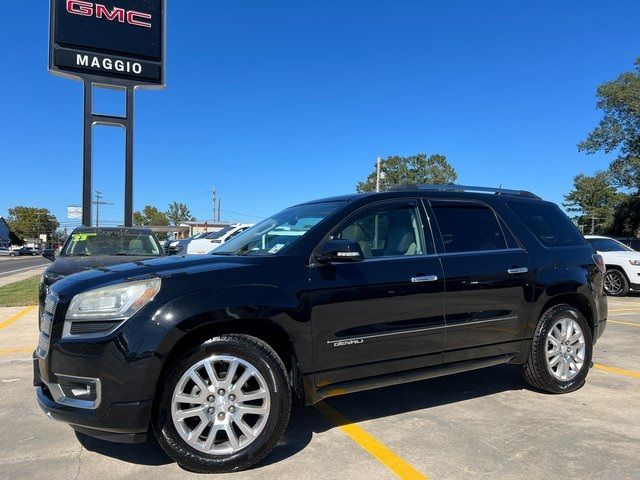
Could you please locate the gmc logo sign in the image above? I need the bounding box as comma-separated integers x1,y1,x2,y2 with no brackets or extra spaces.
66,0,152,28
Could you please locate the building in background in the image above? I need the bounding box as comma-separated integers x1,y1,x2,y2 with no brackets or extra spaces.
179,221,231,238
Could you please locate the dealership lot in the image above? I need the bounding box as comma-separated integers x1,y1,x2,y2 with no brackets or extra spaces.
0,298,638,480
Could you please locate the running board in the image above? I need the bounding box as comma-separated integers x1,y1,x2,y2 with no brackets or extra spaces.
310,354,516,404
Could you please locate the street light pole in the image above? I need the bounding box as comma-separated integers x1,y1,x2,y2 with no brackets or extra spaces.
375,157,381,192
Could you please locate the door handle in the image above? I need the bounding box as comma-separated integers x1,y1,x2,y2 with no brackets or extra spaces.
411,275,438,283
507,267,528,274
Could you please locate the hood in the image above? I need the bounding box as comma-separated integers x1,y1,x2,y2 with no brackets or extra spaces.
599,250,640,261
47,255,162,277
50,253,269,299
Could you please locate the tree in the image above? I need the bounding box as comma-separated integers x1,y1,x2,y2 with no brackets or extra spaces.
609,195,640,237
356,153,457,193
166,201,196,226
6,207,59,241
133,206,169,227
563,172,624,234
578,57,640,192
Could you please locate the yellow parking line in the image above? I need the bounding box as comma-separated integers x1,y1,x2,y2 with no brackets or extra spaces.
594,363,640,380
0,306,35,331
608,320,640,328
315,401,428,480
0,347,33,356
608,308,640,313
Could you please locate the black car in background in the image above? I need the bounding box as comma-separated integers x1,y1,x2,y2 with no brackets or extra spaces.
35,185,607,473
15,246,38,256
39,227,164,306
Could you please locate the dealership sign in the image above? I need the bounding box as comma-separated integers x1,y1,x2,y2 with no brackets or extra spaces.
49,0,165,86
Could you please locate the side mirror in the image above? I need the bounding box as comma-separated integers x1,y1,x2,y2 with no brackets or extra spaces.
42,249,56,262
317,239,364,264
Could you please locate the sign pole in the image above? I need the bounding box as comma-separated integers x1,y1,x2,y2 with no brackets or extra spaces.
124,86,135,227
82,80,93,227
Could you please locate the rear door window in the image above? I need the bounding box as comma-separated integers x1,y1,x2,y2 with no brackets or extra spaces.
430,202,507,253
508,202,586,247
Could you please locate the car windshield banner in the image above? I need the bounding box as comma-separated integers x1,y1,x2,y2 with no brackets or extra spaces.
49,0,165,86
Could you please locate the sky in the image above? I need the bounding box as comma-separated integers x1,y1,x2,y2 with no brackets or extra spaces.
1,0,639,229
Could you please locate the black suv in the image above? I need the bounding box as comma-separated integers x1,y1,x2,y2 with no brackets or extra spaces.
34,185,607,473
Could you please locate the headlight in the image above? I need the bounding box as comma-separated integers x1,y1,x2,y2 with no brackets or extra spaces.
629,260,640,266
66,278,161,322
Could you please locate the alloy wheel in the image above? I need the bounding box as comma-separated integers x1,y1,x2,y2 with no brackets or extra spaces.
603,271,623,295
545,317,586,381
171,354,271,455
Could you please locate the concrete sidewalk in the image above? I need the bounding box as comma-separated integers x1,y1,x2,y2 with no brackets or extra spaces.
0,267,45,288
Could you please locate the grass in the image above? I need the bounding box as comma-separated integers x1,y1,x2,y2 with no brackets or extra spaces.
0,275,40,307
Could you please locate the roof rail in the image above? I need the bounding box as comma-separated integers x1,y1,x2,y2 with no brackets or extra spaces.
388,184,541,199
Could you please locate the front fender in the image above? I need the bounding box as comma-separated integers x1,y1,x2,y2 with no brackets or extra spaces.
128,284,310,401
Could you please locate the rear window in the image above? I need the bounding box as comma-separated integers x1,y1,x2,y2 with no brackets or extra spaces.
508,202,585,247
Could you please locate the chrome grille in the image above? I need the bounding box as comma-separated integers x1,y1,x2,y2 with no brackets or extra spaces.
37,293,58,359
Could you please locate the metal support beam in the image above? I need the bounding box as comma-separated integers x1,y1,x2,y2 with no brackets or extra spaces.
81,80,136,227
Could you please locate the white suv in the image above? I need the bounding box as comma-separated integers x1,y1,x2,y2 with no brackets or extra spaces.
585,235,640,296
185,224,253,255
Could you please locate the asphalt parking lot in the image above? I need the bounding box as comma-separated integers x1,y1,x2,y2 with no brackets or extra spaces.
0,297,638,480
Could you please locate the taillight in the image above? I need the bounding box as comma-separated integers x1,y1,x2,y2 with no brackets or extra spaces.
592,254,606,274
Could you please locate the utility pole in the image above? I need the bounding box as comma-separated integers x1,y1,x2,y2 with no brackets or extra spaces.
212,188,217,223
93,191,114,227
217,198,221,222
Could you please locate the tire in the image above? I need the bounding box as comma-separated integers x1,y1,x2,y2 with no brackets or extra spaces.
9,253,15,257
153,334,291,473
522,304,593,394
603,269,629,297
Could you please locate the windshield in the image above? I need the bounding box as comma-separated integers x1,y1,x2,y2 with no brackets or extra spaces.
62,231,161,257
214,202,342,256
587,238,634,252
205,226,236,240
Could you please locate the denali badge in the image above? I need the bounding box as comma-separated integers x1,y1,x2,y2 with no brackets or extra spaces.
66,0,152,28
329,338,365,347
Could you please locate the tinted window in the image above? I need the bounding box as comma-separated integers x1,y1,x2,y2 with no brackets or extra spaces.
508,202,586,247
431,203,507,253
334,204,427,258
587,238,633,252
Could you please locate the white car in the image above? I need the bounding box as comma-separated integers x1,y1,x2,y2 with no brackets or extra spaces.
185,224,253,255
585,235,640,296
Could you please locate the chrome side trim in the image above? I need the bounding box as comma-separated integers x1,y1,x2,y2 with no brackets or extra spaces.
326,315,519,346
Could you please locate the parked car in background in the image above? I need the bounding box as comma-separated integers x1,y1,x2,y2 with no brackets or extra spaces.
39,227,164,306
35,185,606,473
0,248,17,257
616,237,640,252
585,235,640,296
185,224,253,254
15,246,37,256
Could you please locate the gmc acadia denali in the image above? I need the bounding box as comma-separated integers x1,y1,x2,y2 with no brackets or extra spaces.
34,185,607,473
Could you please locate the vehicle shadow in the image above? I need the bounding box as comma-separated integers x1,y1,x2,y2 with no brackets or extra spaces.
76,364,528,470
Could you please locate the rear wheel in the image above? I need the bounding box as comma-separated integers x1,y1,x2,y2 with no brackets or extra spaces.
522,304,593,394
153,334,291,473
603,269,629,296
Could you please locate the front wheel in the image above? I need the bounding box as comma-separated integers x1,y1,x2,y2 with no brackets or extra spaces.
603,269,629,296
153,334,291,473
522,304,593,394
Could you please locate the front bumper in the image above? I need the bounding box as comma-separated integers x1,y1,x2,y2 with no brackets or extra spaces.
34,354,150,443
